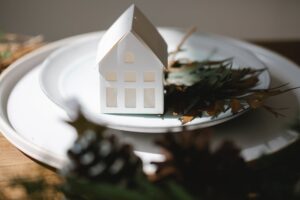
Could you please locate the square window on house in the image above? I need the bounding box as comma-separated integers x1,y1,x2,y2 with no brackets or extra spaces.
105,71,117,81
124,71,136,82
124,52,135,63
106,87,117,107
125,88,136,108
144,88,155,108
144,71,155,82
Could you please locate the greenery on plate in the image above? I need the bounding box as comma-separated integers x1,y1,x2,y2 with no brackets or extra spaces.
163,27,298,124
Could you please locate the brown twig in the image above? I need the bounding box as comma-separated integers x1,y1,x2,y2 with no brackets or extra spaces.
168,26,197,68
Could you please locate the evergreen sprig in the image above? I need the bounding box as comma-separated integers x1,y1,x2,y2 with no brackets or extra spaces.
163,29,298,124
3,112,300,200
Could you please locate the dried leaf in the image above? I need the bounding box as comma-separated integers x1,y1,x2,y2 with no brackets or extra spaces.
206,101,226,117
230,99,243,114
180,115,195,125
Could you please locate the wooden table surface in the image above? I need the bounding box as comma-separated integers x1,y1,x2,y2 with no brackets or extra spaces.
0,40,300,197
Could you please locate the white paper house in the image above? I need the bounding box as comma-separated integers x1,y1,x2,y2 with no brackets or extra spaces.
97,5,167,114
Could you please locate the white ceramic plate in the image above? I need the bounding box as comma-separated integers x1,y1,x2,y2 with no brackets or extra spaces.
0,30,299,171
39,28,270,133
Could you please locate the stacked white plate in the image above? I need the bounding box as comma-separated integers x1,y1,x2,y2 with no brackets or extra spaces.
0,28,299,171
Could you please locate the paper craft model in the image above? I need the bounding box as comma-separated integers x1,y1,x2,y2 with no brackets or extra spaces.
97,5,167,114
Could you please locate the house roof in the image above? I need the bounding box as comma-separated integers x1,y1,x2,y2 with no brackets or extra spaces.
97,4,168,67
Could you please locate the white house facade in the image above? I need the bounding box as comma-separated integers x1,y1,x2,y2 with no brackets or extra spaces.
97,5,167,114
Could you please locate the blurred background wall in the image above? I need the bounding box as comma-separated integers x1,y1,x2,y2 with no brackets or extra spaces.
0,0,299,41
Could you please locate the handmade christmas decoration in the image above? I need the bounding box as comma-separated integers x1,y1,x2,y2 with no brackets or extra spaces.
97,5,167,114
97,5,294,121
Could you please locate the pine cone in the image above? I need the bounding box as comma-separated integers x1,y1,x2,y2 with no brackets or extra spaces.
151,129,254,200
64,112,143,188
